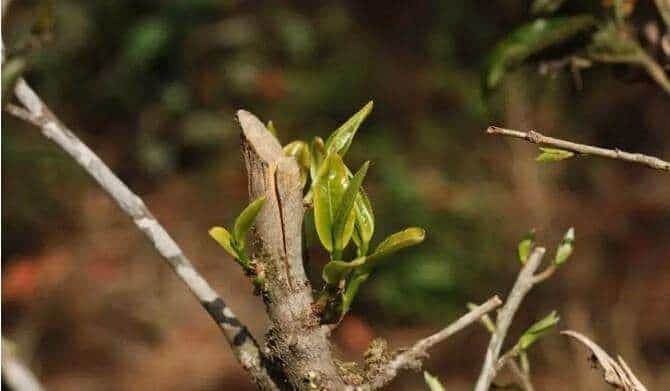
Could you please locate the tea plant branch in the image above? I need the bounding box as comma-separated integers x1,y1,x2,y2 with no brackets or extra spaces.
6,80,279,390
239,110,344,389
366,295,503,389
486,126,670,172
473,311,535,391
474,247,547,391
2,338,44,391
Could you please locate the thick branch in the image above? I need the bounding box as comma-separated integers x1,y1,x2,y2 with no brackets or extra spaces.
474,247,546,391
238,110,343,389
2,338,44,391
7,79,278,390
367,295,503,389
487,126,670,172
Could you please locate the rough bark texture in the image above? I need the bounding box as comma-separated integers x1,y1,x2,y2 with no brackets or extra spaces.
238,110,343,390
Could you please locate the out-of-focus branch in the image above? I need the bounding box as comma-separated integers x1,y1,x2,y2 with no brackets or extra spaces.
6,80,279,390
562,330,648,391
2,338,44,391
486,126,670,172
474,247,547,391
366,295,503,389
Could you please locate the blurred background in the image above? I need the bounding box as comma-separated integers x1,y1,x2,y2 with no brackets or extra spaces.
2,0,669,390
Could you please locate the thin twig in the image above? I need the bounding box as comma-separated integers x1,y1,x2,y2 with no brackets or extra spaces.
486,126,670,172
470,308,535,391
474,247,546,391
7,79,279,390
366,295,503,389
2,338,45,391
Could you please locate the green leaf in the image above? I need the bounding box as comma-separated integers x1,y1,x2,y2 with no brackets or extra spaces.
332,161,370,254
283,140,311,171
517,310,560,351
554,227,574,265
342,273,369,314
2,58,27,104
423,371,446,391
322,257,366,285
536,147,575,162
313,153,349,252
266,120,278,136
518,229,536,264
310,137,326,181
233,196,266,250
284,140,311,188
352,188,375,256
364,227,425,272
484,15,596,89
325,101,373,157
209,226,239,259
531,0,567,15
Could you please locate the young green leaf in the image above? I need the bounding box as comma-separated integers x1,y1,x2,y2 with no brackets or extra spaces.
266,120,278,136
554,227,575,265
209,226,240,259
364,227,426,272
310,136,326,181
518,229,536,264
322,257,366,285
423,371,446,391
283,140,311,171
517,310,560,351
284,140,312,188
484,15,596,89
352,188,375,256
536,147,575,162
325,101,373,157
233,196,266,250
341,273,369,314
332,161,370,255
313,153,349,252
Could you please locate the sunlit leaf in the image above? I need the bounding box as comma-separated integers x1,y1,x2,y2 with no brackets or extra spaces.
364,227,425,272
341,273,369,314
322,257,366,285
536,147,575,162
554,227,575,265
332,161,370,255
352,188,375,256
518,310,560,350
310,136,326,181
209,226,240,259
325,101,373,157
531,0,567,15
284,140,311,188
518,229,536,264
423,371,446,391
233,196,266,250
284,140,311,170
484,15,596,89
266,120,278,136
313,153,349,252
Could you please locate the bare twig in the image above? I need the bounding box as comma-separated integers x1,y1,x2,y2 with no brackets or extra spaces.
2,338,44,391
6,79,279,390
562,330,648,391
367,295,503,389
487,126,670,172
474,247,547,391
470,309,535,391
